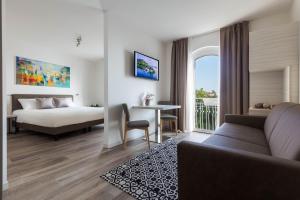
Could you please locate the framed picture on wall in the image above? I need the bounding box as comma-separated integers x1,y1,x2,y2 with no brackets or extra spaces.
16,56,71,88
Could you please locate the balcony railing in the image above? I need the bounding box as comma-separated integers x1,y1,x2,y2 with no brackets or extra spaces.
195,98,219,132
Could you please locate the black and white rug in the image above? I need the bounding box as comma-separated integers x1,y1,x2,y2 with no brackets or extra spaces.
101,139,178,200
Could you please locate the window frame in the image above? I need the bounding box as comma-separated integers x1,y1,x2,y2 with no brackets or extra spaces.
192,46,220,133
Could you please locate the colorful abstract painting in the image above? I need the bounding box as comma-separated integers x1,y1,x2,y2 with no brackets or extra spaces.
16,57,70,88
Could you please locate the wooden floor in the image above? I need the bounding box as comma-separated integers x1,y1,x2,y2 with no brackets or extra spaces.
3,127,209,200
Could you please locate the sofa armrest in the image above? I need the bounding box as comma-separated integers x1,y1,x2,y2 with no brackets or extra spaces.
224,114,266,130
178,141,300,200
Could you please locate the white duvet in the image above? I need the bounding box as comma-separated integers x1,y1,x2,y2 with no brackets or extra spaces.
13,107,104,127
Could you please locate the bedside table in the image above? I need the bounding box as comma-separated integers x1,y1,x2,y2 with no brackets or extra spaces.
7,115,17,134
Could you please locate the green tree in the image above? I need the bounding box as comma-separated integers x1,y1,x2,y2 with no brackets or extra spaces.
195,88,218,99
196,88,206,98
210,90,217,98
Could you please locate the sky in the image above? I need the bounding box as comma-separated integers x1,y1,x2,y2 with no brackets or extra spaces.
195,55,219,93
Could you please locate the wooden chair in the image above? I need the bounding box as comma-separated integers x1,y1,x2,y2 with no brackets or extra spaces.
158,101,178,136
122,104,150,149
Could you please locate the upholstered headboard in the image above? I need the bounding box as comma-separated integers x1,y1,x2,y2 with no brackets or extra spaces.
11,94,73,111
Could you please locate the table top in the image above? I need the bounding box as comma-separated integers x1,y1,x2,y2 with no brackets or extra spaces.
7,115,17,119
132,104,181,110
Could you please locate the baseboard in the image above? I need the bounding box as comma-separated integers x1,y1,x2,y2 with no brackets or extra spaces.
104,140,123,148
127,131,145,141
104,131,145,149
2,181,8,191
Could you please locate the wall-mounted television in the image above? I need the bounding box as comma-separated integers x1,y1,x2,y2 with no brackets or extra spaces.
134,51,159,81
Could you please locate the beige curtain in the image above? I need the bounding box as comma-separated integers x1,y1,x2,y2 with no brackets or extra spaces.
170,38,188,131
220,21,249,124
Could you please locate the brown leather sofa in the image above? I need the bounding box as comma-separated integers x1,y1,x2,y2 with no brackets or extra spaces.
178,103,300,200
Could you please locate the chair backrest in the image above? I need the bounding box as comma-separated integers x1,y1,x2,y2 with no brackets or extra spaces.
158,101,172,105
158,101,173,115
122,103,130,122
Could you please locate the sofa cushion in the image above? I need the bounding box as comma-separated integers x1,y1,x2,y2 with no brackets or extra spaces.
268,105,300,161
203,134,271,155
215,123,268,147
264,103,297,141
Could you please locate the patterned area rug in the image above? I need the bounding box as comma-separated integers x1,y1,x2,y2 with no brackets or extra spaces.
101,139,178,200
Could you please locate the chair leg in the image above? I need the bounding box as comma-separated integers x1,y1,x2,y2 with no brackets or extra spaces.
174,119,178,136
123,126,128,146
145,128,150,150
160,119,163,134
160,120,164,143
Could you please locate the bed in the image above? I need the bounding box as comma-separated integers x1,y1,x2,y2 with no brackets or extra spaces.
12,94,104,139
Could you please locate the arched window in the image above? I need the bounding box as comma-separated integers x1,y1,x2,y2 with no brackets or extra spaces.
192,47,220,132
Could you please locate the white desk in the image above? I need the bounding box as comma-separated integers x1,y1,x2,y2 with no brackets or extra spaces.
132,104,181,143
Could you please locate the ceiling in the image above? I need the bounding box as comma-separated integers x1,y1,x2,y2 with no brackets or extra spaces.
43,0,293,60
100,0,293,41
64,0,102,10
7,0,104,61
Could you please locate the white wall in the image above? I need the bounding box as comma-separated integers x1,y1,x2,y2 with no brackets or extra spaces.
5,0,104,112
187,31,220,131
5,55,96,108
250,12,293,31
164,11,299,110
189,31,220,53
292,0,300,21
3,0,104,189
159,43,171,101
164,31,220,81
291,0,300,102
250,71,284,106
2,0,8,190
171,11,299,108
164,31,220,95
104,12,169,147
249,12,299,105
89,59,105,106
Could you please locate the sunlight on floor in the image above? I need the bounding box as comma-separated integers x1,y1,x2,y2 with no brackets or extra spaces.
181,132,211,143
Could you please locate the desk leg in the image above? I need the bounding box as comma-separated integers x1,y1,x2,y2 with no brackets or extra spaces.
7,120,11,134
155,109,161,143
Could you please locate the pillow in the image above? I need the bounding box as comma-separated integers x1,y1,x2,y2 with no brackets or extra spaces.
18,99,38,110
36,98,55,109
54,97,74,108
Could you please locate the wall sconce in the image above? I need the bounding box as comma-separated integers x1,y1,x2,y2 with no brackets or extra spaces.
74,93,80,104
76,35,82,47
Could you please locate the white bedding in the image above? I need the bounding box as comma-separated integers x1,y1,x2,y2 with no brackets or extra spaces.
13,107,104,128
